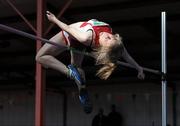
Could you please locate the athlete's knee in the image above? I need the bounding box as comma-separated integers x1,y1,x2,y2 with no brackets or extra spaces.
35,54,51,69
35,53,48,65
35,52,43,63
35,49,47,63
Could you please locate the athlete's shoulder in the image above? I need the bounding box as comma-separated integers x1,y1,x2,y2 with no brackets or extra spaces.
87,19,109,26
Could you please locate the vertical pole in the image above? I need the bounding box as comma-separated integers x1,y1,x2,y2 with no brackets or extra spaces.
35,0,45,126
161,11,167,126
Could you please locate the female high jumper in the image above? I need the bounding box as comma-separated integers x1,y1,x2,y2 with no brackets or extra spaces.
36,11,145,114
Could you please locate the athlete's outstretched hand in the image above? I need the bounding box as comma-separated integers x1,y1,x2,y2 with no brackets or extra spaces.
46,11,57,23
137,66,145,80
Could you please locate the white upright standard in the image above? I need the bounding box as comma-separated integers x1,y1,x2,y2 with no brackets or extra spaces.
161,11,167,126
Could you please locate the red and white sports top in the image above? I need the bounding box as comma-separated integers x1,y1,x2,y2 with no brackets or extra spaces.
62,19,112,48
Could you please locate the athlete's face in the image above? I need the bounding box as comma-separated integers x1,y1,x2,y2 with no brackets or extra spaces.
99,32,116,47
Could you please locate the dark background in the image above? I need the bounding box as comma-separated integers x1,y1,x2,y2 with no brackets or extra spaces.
0,0,179,88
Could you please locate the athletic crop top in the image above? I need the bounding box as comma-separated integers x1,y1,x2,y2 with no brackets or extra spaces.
80,19,112,47
61,19,113,49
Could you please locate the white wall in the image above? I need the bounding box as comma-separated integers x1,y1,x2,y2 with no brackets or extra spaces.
0,81,179,126
65,82,174,126
0,90,63,126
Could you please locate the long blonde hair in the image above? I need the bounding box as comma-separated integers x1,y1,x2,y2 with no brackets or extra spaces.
92,34,124,80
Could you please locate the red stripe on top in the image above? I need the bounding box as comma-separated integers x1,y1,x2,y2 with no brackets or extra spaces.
93,26,112,46
61,31,68,45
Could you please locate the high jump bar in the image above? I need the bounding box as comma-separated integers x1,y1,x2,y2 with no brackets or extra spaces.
0,23,161,75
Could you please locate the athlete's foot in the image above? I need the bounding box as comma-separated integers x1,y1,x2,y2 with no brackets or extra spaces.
68,64,92,113
79,88,93,114
68,64,84,88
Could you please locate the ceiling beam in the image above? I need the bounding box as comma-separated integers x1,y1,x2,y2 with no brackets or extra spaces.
1,0,180,25
64,0,180,15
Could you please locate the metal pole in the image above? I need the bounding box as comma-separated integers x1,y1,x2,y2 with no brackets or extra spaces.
35,0,46,126
161,11,167,126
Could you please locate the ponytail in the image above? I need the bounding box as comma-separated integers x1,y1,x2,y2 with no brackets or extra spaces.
96,62,117,80
92,33,124,80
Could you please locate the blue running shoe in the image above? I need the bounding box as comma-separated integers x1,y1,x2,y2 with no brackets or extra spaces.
79,88,93,114
68,64,84,87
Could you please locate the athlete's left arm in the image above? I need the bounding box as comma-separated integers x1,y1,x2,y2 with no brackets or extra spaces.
122,47,145,79
46,11,92,43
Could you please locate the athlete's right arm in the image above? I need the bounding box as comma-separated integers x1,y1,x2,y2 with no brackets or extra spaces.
46,11,92,44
